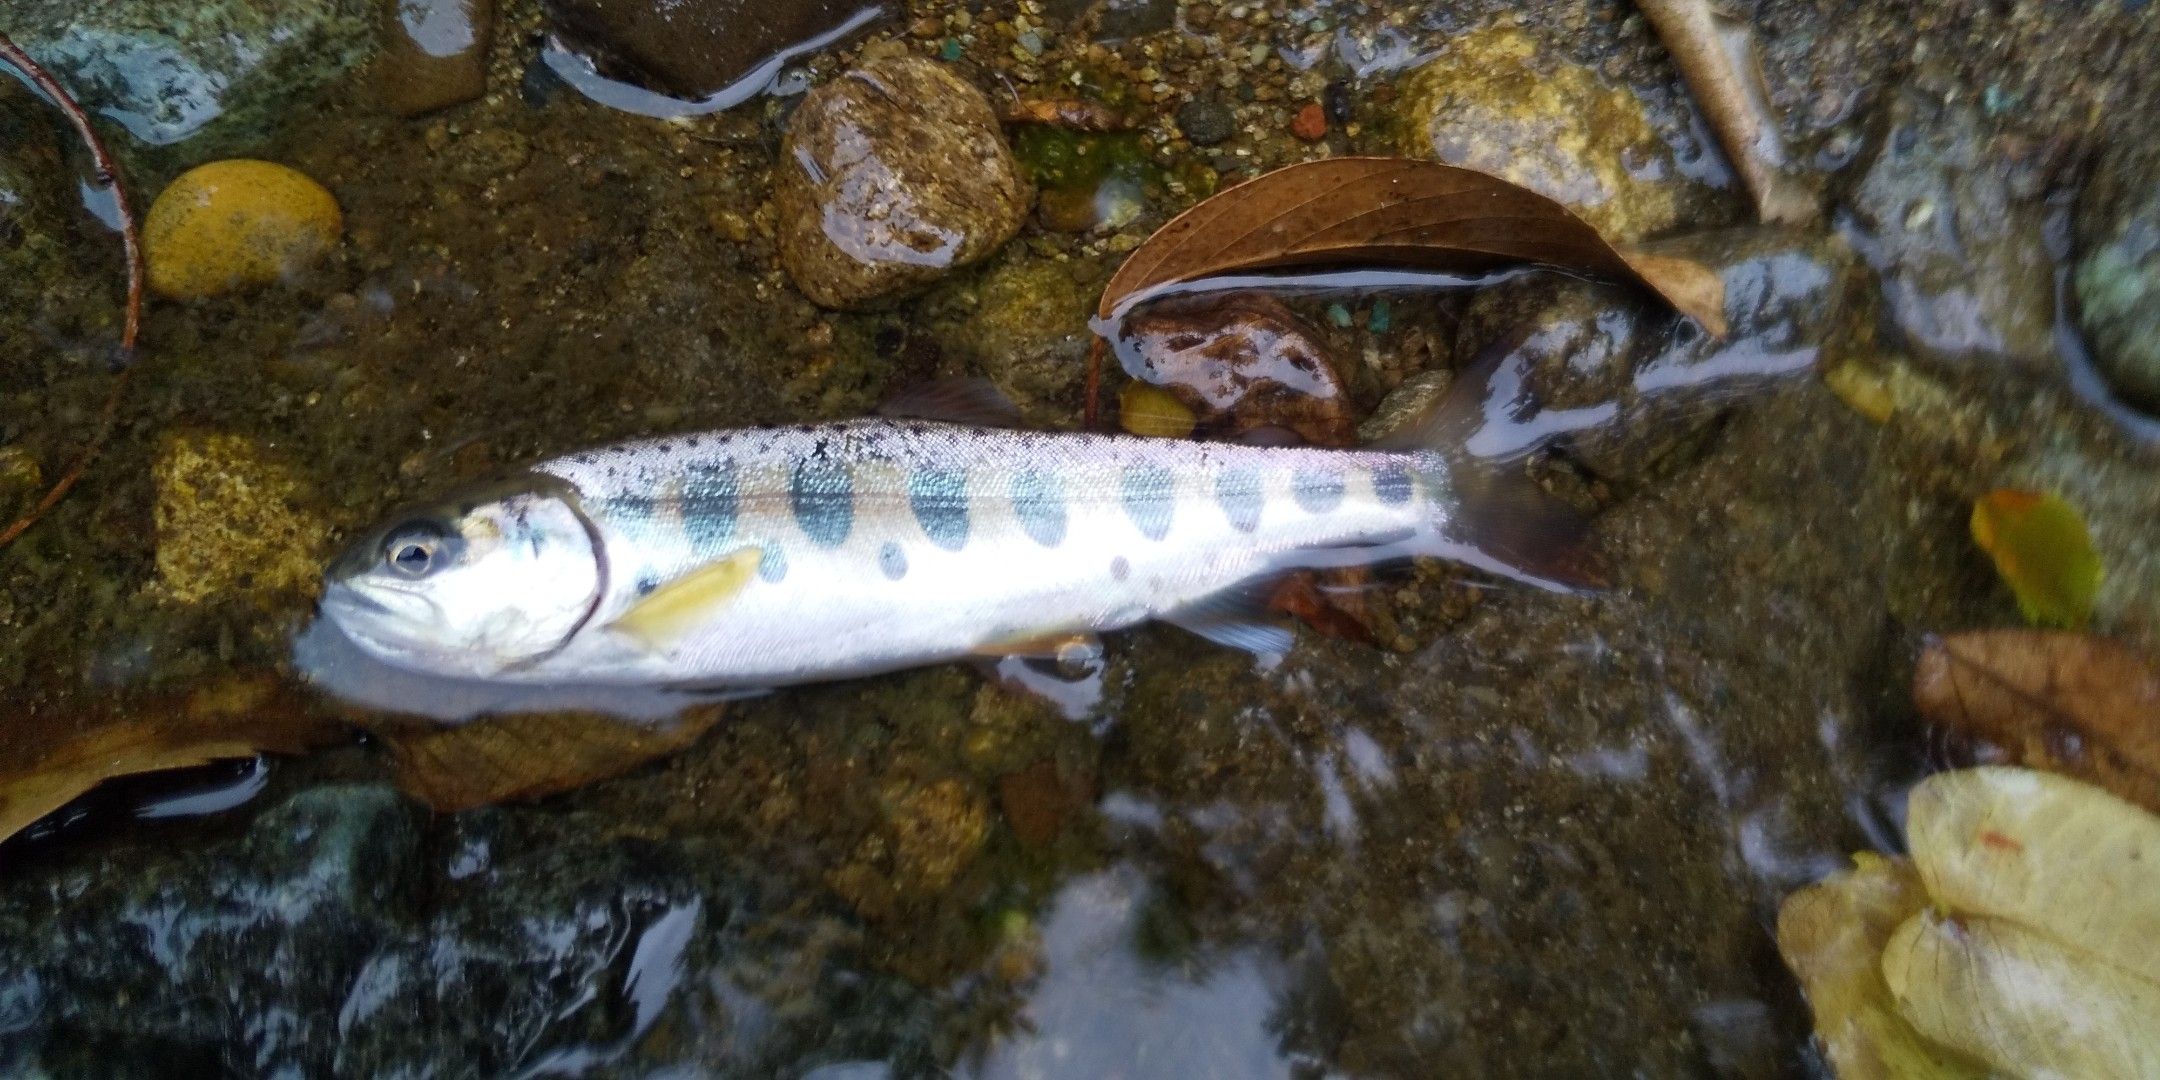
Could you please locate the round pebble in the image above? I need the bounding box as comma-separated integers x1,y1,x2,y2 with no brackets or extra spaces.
144,160,342,299
1175,98,1237,146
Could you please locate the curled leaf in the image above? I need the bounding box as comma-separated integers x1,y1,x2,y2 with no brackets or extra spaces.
1775,852,1986,1080
1905,765,2160,986
372,706,726,812
1882,909,2160,1078
0,677,344,847
1097,157,1728,337
1633,0,1818,226
1913,631,2160,813
1970,489,2103,628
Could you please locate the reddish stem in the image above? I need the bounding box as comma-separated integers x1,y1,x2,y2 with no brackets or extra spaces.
1082,337,1104,430
0,31,143,549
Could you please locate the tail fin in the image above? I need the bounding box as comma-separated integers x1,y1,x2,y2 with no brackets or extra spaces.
1374,341,1610,591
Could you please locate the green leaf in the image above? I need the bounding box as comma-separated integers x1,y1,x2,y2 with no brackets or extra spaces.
1970,489,2103,628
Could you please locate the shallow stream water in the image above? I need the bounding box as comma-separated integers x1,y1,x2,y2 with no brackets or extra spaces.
2,0,2157,1075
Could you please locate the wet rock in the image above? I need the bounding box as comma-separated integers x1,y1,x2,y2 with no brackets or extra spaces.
0,82,73,318
372,0,492,117
0,446,41,503
0,784,421,1075
1120,293,1360,446
145,160,342,299
775,55,1032,309
152,431,331,603
0,792,949,1076
1845,91,2056,367
945,255,1094,417
998,759,1092,849
827,775,990,920
1446,229,1869,489
1176,98,1237,146
544,0,878,99
1095,0,1178,41
9,0,374,171
2073,136,2160,414
1387,27,1690,241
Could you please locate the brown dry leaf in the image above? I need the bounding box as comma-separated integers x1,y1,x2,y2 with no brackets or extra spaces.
1913,630,2160,813
372,705,727,812
1097,156,1728,337
1634,0,1818,225
0,676,346,847
1001,99,1129,131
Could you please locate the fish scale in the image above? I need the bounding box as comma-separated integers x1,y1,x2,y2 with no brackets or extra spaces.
525,420,1434,686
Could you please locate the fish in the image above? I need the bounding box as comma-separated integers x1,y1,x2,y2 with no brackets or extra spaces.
319,375,1594,689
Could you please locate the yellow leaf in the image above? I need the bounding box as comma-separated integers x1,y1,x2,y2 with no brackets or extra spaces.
1882,910,2160,1079
1970,489,2102,628
1775,853,1988,1079
1906,765,2160,986
1117,382,1196,438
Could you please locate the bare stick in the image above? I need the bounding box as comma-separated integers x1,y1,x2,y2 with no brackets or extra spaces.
0,31,143,548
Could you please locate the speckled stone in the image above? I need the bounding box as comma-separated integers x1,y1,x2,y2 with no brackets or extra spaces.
774,54,1032,309
1175,98,1237,146
371,0,492,117
1387,27,1685,241
2075,136,2160,414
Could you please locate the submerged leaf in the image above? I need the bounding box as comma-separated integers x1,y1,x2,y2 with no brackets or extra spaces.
1775,852,1987,1080
1882,909,2160,1079
1096,157,1728,336
1905,765,2160,986
1969,489,2103,628
1116,382,1197,438
372,705,726,813
1913,631,2160,813
0,677,345,847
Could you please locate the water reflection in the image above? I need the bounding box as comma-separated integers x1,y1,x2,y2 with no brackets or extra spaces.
539,6,886,121
968,865,1298,1080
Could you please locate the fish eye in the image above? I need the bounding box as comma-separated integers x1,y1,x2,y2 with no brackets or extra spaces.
381,521,447,578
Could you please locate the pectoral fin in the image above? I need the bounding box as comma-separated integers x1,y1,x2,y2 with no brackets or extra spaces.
608,547,764,651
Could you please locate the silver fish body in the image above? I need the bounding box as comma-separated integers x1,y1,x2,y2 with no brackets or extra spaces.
322,415,1565,687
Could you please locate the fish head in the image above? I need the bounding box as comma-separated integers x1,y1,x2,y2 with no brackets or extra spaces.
321,477,603,678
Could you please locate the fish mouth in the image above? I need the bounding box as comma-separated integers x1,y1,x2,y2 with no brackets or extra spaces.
321,581,393,618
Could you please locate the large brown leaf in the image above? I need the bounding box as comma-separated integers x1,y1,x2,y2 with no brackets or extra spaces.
1097,157,1728,337
1913,630,2160,813
0,677,346,849
372,705,727,813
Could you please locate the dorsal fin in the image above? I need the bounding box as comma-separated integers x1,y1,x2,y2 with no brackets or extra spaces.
878,377,1025,428
607,547,764,651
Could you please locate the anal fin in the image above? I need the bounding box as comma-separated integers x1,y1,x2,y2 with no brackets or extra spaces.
1163,587,1296,659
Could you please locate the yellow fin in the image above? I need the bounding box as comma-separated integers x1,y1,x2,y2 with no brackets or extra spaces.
973,631,1102,663
609,547,763,649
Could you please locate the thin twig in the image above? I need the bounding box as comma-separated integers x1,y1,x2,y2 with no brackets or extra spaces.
1082,337,1104,429
0,31,143,549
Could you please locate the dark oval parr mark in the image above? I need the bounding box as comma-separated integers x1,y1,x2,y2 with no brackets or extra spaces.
1011,469,1067,548
791,458,854,547
907,467,970,551
1122,464,1175,541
